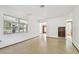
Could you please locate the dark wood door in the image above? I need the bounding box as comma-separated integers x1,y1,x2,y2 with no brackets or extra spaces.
58,27,65,37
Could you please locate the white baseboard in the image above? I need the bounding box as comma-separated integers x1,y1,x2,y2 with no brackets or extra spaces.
72,42,79,51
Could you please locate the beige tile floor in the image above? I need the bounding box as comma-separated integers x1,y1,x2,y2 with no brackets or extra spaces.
0,35,79,54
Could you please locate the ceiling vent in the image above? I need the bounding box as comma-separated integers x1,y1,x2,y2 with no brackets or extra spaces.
40,5,45,8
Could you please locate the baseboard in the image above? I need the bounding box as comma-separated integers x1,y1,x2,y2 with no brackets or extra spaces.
47,36,65,39
72,42,79,52
47,36,59,39
0,36,39,49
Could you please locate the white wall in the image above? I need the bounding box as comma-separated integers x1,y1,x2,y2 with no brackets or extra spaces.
46,17,66,38
71,6,79,49
65,6,79,50
0,8,39,48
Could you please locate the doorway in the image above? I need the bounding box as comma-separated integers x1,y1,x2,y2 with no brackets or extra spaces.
42,25,46,34
40,22,47,34
39,22,47,41
66,19,72,40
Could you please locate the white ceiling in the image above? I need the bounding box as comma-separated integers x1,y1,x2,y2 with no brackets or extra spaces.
0,5,75,20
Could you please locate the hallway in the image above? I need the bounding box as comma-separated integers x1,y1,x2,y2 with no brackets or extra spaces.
0,36,78,54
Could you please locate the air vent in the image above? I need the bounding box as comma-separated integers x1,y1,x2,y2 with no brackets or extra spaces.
40,5,45,8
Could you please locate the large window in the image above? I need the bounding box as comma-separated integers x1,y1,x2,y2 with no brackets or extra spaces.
3,14,28,34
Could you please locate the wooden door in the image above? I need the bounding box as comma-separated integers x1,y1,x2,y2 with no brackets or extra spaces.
58,27,65,37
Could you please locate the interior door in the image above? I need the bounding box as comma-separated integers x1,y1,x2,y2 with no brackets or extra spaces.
58,27,65,37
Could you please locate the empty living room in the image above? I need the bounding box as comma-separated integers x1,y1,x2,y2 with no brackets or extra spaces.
0,5,79,54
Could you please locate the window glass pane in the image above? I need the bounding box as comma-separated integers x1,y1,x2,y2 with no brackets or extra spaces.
19,19,28,32
4,15,18,22
4,20,12,34
4,15,19,34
